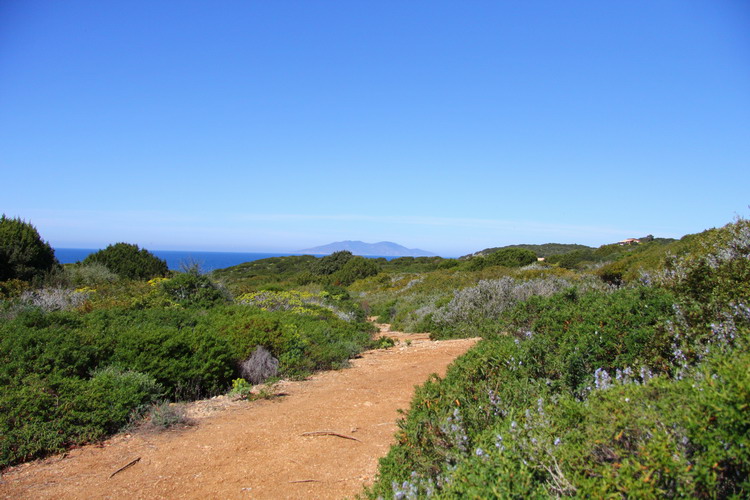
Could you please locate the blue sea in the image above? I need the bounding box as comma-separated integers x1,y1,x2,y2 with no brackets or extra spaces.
54,248,306,272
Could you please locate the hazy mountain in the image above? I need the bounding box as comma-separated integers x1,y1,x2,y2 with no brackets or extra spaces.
298,240,436,257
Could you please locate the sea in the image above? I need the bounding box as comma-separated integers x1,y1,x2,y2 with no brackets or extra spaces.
54,248,308,272
54,248,399,272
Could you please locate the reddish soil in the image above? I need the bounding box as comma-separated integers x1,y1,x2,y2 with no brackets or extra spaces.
0,324,478,499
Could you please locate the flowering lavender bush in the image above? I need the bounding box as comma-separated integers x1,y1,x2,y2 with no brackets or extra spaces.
430,275,613,338
366,219,750,498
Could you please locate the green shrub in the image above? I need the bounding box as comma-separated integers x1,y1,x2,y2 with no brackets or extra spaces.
373,336,396,349
201,305,374,379
546,248,594,269
0,278,29,299
436,259,459,270
313,250,354,275
0,366,163,467
141,401,191,430
333,256,380,286
658,218,750,327
68,367,164,435
229,378,253,398
0,215,59,282
82,243,168,280
0,309,97,382
366,219,750,499
85,308,236,399
210,255,319,293
430,276,600,339
65,262,119,287
461,248,537,272
1,375,73,466
371,299,397,323
159,273,228,308
485,248,537,267
405,349,750,499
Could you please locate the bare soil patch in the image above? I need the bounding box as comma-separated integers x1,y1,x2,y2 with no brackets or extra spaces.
0,324,478,500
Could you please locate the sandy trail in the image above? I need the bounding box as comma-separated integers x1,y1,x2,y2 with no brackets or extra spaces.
0,324,478,499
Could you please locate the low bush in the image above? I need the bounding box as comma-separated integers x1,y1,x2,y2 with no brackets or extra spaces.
159,272,229,308
239,346,279,384
486,248,537,267
463,248,537,272
140,402,191,431
228,378,253,399
82,243,168,280
18,287,90,312
365,219,750,498
374,336,397,349
430,276,582,339
65,262,119,287
0,279,29,299
0,366,162,467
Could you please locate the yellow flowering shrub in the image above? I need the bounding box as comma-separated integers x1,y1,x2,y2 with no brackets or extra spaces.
236,290,325,315
147,277,170,287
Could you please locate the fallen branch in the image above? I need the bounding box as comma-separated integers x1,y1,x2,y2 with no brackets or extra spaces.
290,477,358,484
301,431,361,442
109,457,141,479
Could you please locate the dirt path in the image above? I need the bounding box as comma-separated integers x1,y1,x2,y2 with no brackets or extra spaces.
0,324,478,499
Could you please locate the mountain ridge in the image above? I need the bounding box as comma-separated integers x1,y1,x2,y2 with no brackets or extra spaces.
298,240,436,257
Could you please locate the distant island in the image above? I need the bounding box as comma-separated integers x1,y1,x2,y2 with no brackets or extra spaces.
298,240,436,257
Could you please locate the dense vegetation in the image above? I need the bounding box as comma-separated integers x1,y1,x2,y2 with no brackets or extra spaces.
465,243,594,259
0,237,378,468
364,219,750,498
3,213,748,497
212,251,383,291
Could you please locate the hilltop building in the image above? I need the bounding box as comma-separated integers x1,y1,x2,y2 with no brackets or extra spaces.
617,238,641,245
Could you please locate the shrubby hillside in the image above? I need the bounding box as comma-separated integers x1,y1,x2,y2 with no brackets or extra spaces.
363,218,750,498
3,214,748,497
464,243,594,259
0,241,380,468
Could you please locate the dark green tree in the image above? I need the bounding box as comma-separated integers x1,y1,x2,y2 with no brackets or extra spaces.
0,215,59,282
313,250,354,275
485,248,537,267
82,243,168,280
333,256,380,285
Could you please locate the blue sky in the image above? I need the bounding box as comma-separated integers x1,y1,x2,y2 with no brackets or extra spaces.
1,1,748,256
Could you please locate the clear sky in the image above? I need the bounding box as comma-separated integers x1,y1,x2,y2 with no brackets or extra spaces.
1,1,748,256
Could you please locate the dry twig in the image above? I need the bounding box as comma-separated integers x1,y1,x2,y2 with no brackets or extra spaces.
109,457,141,479
301,431,361,442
